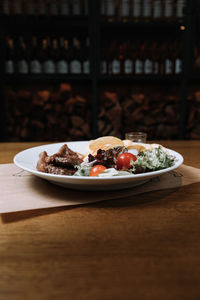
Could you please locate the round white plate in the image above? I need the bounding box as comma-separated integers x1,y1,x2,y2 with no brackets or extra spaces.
14,141,184,191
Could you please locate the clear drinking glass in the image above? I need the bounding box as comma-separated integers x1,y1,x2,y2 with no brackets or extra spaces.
125,132,147,143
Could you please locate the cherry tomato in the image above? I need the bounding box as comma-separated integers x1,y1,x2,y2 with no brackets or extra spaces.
89,165,107,177
116,153,137,170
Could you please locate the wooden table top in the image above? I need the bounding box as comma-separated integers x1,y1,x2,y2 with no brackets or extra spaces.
0,141,200,300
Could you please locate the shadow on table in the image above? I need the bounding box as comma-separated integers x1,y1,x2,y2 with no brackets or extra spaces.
1,184,187,224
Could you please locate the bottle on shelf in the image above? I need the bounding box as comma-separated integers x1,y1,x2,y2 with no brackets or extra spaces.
118,42,126,74
70,37,82,74
105,0,116,22
109,41,121,75
164,41,173,75
3,0,10,15
176,0,185,22
158,41,165,74
173,41,182,74
17,36,29,74
83,0,88,15
106,41,113,74
14,0,23,15
26,0,36,16
42,37,56,74
135,42,144,74
152,0,162,21
82,37,90,74
60,0,70,16
124,41,134,75
30,36,42,74
100,46,108,74
119,0,130,22
71,0,82,16
21,0,28,15
163,0,174,22
49,0,59,16
142,0,152,22
5,37,15,74
51,37,60,71
37,0,47,16
57,37,69,73
6,0,13,15
9,35,182,77
0,0,91,17
143,42,153,74
132,0,142,22
151,41,160,74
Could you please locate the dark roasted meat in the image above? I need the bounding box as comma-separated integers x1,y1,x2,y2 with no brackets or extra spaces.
37,144,83,175
44,165,76,176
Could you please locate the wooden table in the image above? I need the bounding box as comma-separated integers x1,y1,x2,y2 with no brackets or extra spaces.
0,141,200,300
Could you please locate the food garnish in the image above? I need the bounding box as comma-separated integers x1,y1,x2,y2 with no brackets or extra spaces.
89,165,107,177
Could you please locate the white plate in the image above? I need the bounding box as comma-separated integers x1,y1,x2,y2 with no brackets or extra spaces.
14,141,184,191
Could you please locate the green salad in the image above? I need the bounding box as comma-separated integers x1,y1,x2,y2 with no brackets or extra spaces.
132,146,175,171
74,146,175,177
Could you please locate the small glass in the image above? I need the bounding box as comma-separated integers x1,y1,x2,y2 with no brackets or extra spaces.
125,132,147,143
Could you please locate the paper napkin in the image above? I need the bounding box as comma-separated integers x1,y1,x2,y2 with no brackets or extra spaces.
0,163,200,214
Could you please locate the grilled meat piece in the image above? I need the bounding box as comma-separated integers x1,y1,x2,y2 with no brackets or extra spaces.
44,164,77,176
37,144,83,175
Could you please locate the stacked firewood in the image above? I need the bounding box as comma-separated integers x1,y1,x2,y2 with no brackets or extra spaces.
186,91,200,139
5,83,92,141
123,92,180,140
98,91,123,138
6,83,192,141
98,89,180,140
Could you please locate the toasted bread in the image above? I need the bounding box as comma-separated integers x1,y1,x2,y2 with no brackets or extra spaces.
87,136,124,156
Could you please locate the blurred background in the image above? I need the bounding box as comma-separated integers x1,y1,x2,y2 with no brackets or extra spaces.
0,0,199,142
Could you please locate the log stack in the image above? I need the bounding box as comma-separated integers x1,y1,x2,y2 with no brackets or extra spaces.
186,91,200,139
98,91,122,138
5,83,92,141
98,88,180,140
6,83,198,141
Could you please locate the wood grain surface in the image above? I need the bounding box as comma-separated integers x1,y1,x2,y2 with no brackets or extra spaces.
0,141,200,300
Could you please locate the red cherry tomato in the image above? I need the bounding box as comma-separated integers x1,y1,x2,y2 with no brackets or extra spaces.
89,165,107,177
116,153,137,170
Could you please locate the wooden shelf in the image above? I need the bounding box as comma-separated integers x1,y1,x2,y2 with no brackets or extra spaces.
98,74,182,82
101,20,184,29
0,15,88,33
3,74,92,83
2,74,182,84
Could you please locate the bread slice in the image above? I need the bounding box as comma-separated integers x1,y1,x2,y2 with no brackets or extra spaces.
87,136,124,156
